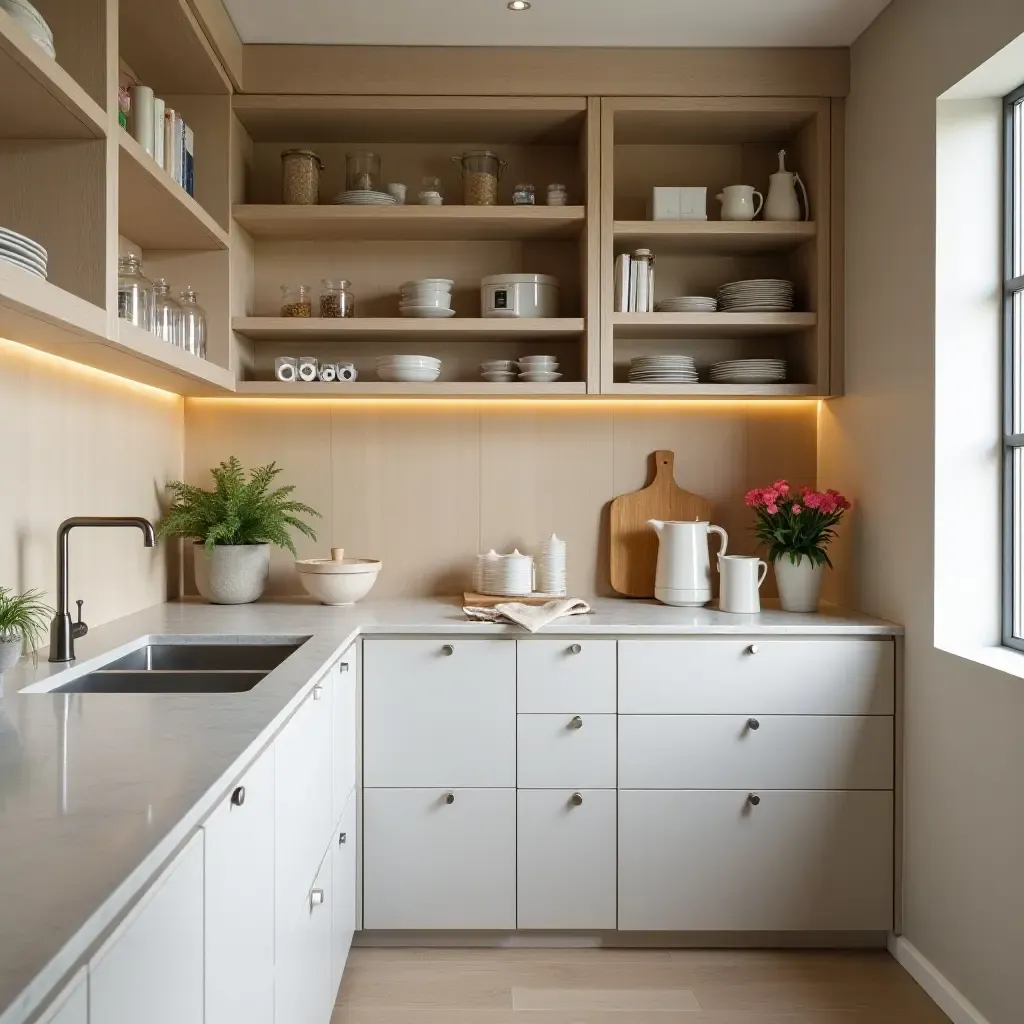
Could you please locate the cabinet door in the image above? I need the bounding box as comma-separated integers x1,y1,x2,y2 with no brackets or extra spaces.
363,787,516,929
517,639,617,713
517,713,616,789
333,646,358,825
204,747,275,1024
331,793,358,998
517,789,617,929
275,846,334,1024
90,832,204,1024
363,638,515,788
618,790,893,931
37,968,87,1024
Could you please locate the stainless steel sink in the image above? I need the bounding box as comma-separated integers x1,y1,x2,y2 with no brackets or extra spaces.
53,670,268,694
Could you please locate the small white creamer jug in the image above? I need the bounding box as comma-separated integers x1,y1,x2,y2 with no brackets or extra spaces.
718,554,768,614
648,519,728,607
716,184,763,222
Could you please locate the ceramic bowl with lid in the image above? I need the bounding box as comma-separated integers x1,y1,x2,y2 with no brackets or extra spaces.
295,553,382,605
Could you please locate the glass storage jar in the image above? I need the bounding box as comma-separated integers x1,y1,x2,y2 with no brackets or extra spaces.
345,151,380,192
546,183,568,206
117,255,155,331
152,278,181,346
281,284,312,317
179,287,207,358
320,279,353,318
418,177,443,205
453,151,506,206
281,149,323,205
512,183,535,206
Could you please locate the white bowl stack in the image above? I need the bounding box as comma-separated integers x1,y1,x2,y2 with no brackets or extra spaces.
480,359,517,382
1,0,55,57
628,354,698,383
717,279,795,312
332,190,397,206
0,226,47,279
376,354,441,382
655,295,718,313
710,359,787,384
517,354,561,383
399,278,455,318
476,550,535,598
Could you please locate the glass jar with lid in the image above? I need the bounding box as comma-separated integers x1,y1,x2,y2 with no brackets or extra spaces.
452,151,506,206
320,279,354,318
179,287,207,358
152,278,182,346
281,149,323,205
345,151,380,192
418,176,443,205
117,255,155,331
512,183,535,206
281,285,312,317
546,183,568,206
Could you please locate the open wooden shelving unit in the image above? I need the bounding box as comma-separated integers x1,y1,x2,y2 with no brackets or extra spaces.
231,317,585,341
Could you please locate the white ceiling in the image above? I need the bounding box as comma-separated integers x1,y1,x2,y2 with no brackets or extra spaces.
224,0,893,48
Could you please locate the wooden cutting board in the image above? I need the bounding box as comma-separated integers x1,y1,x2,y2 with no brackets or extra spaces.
610,450,712,598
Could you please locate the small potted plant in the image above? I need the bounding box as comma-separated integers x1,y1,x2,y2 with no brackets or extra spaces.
745,480,851,612
0,587,53,673
158,457,321,605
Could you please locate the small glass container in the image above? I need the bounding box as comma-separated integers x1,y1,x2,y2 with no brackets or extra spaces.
281,284,312,317
452,150,505,206
419,176,443,205
386,182,407,204
179,287,207,358
152,278,181,346
546,183,568,206
512,183,535,206
117,254,155,331
346,151,380,192
281,149,323,206
320,279,353,318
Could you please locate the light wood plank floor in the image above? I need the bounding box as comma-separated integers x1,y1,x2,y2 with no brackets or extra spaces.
334,947,951,1023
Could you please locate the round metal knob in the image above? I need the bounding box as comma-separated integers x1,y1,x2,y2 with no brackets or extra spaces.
231,786,246,807
569,715,584,729
443,792,455,805
310,889,325,908
312,684,324,701
747,644,760,655
747,793,761,806
569,643,582,655
570,792,584,806
441,644,454,656
747,718,760,731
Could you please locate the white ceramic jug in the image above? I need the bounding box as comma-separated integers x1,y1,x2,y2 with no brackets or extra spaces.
764,149,809,222
716,184,763,221
648,519,729,607
718,554,768,614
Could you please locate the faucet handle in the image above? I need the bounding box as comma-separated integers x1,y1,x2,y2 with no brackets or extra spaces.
75,599,84,624
72,599,88,640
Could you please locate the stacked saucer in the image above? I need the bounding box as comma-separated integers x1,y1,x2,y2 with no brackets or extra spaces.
332,190,398,206
655,295,718,313
718,279,794,312
710,359,787,384
376,354,441,382
476,550,534,598
480,359,517,382
517,354,561,383
0,0,54,57
628,354,698,383
0,227,47,278
400,278,455,318
536,534,567,597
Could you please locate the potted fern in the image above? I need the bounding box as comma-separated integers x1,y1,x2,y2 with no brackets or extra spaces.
0,587,53,673
158,457,321,604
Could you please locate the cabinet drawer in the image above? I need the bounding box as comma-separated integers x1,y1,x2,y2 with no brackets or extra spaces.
517,789,617,929
363,787,515,929
517,639,616,713
619,639,894,714
618,790,893,932
517,714,616,788
332,793,358,998
333,647,358,825
619,715,893,790
364,638,515,787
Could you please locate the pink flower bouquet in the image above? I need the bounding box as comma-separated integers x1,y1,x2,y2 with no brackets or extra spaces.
744,480,851,568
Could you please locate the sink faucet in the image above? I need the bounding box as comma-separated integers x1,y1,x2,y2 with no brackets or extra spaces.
49,517,156,663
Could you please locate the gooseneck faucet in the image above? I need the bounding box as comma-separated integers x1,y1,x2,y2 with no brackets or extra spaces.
49,517,156,663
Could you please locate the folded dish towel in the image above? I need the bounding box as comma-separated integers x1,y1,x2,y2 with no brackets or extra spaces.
463,598,591,633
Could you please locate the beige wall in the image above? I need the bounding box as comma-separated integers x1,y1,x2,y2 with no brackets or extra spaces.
183,399,819,599
819,1,1024,1019
0,340,183,640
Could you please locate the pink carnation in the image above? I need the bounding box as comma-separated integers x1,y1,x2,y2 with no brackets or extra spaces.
792,504,802,514
772,479,790,496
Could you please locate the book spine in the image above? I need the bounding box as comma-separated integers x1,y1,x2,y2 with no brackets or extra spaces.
635,259,650,314
163,109,176,177
184,124,195,197
614,254,630,313
627,261,638,312
152,99,165,168
178,117,187,189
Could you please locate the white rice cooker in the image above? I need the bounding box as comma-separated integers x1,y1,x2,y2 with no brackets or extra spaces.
481,273,559,318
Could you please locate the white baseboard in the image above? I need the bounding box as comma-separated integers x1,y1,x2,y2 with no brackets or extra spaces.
888,934,992,1024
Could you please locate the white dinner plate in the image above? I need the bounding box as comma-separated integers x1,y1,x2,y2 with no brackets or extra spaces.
0,227,46,259
0,252,46,278
398,306,457,318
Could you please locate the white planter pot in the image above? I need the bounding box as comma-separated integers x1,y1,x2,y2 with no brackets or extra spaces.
0,636,23,674
773,555,825,613
193,543,270,605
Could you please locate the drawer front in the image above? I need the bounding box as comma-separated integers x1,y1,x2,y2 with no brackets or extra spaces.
619,639,894,714
517,639,616,713
517,713,616,789
619,715,893,790
517,789,617,929
364,638,516,787
333,647,358,825
331,793,358,998
363,787,516,929
618,789,893,932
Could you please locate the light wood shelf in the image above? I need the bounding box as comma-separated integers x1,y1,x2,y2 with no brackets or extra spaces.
614,220,816,253
235,381,587,398
232,317,586,341
607,383,820,398
612,312,817,339
118,132,230,251
110,322,236,395
0,10,106,139
233,204,586,242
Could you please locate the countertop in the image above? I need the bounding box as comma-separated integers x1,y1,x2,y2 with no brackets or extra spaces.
0,596,900,1024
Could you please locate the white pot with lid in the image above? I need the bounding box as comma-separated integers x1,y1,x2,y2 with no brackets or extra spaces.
481,274,559,318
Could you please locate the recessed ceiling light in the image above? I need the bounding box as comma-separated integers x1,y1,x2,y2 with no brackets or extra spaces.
507,0,531,10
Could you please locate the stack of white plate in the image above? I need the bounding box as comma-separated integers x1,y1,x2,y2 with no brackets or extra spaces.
481,359,517,382
710,359,787,384
400,278,455,318
628,355,698,383
655,295,718,313
476,550,534,598
718,279,795,312
0,226,47,279
376,354,441,383
332,190,398,206
517,354,561,383
1,0,55,57
536,534,567,597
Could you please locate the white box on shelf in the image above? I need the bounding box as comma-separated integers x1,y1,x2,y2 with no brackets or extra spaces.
650,187,679,221
649,186,708,221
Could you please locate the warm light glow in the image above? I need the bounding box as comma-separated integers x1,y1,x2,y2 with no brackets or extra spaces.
188,397,824,411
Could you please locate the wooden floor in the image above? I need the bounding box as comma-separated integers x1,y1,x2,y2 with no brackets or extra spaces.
334,947,951,1023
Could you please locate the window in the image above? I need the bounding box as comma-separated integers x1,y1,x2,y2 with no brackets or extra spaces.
1004,83,1024,648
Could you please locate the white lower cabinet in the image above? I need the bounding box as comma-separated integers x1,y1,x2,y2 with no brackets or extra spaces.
331,793,358,998
363,787,516,929
89,832,204,1024
517,789,617,930
618,789,894,932
37,968,87,1024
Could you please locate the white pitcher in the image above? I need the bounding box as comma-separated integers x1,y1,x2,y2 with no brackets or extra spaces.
718,554,768,614
716,184,763,222
764,149,809,222
648,520,728,607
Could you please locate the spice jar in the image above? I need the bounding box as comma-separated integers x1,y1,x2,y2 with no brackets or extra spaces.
179,287,207,358
452,151,506,206
152,278,182,346
512,183,535,206
419,176,443,205
320,279,354,318
546,184,568,206
281,149,323,206
281,284,312,318
117,255,155,331
346,151,380,192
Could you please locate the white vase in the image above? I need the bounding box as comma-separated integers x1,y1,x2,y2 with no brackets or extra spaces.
773,555,825,613
193,543,270,605
0,636,23,674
